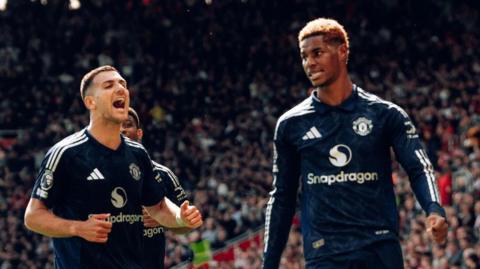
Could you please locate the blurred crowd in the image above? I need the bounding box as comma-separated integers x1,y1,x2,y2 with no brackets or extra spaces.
0,0,479,268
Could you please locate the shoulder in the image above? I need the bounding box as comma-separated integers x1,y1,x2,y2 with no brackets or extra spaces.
275,96,315,139
356,87,409,119
151,161,178,179
44,129,89,171
277,96,315,124
46,129,88,154
124,138,153,168
124,136,149,155
151,160,172,172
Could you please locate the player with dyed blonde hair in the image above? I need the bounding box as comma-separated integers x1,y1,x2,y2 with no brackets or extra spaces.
262,18,447,269
298,17,350,60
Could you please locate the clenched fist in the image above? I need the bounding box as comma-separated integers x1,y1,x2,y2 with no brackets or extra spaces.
179,201,203,228
426,214,448,244
77,213,113,243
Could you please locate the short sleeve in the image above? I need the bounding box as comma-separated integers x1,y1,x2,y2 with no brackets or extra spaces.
31,148,68,208
153,163,188,206
141,154,165,207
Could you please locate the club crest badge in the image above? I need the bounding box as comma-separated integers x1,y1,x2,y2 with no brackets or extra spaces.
129,163,141,181
353,117,373,136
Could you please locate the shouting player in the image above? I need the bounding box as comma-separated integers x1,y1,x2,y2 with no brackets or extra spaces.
24,66,203,269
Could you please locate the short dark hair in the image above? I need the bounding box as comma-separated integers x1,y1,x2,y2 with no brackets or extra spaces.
128,107,141,129
80,65,118,99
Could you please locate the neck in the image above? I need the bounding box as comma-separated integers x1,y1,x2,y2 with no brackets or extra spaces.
87,115,122,150
315,75,353,106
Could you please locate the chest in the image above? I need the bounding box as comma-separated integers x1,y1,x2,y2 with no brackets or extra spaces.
289,110,389,160
67,148,146,210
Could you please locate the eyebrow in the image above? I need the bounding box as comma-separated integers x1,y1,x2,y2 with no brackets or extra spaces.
301,46,322,54
100,79,127,87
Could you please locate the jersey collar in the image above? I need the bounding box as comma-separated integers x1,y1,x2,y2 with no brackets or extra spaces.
84,128,125,154
311,84,358,114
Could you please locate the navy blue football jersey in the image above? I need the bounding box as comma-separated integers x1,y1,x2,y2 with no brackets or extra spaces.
263,85,444,268
31,129,165,269
143,161,188,269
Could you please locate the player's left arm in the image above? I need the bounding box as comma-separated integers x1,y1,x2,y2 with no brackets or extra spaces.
145,198,202,229
144,164,193,233
169,226,193,235
162,166,192,234
387,106,447,244
141,156,202,229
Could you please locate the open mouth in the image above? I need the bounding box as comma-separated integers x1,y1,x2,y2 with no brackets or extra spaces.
113,99,125,109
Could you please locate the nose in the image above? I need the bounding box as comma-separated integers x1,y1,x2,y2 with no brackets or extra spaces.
305,55,316,68
115,83,128,95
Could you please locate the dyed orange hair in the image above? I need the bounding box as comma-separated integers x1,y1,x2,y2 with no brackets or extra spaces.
298,18,349,59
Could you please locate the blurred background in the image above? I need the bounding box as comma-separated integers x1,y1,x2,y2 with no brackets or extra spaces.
0,0,479,268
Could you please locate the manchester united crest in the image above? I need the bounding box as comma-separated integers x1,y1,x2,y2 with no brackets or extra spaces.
129,163,141,181
352,117,373,136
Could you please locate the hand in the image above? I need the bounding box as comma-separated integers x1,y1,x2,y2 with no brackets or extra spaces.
143,207,161,228
76,213,112,243
180,201,203,229
426,214,448,244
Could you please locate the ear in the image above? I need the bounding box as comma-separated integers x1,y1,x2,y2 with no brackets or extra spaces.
137,128,144,140
338,43,348,64
84,95,96,110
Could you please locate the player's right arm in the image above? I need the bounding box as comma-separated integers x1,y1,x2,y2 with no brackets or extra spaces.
262,119,300,269
24,198,112,242
24,144,112,243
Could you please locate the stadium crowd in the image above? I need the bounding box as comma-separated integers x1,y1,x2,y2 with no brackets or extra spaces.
0,0,479,268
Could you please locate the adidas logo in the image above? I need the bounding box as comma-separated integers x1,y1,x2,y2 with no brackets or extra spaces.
302,127,322,140
87,168,105,180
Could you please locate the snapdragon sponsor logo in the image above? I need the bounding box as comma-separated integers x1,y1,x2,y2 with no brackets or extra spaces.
111,187,128,208
89,213,144,225
328,144,352,167
108,213,143,224
144,226,165,238
307,171,378,185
